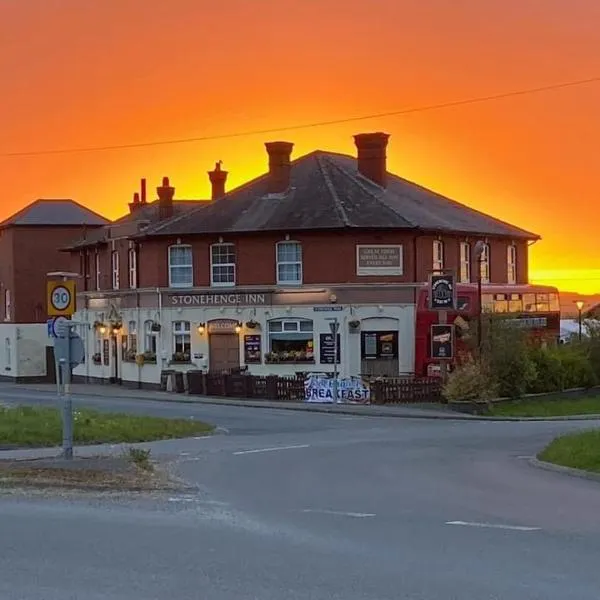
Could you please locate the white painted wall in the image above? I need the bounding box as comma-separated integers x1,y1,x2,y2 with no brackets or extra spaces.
0,323,49,379
73,303,416,385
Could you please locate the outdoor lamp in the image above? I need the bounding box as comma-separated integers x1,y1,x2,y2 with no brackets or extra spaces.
99,325,107,335
197,322,206,334
235,322,242,334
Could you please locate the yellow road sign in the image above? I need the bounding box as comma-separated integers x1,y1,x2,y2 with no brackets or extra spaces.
47,280,76,316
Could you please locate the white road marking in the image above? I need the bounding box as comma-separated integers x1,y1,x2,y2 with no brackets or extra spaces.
446,521,540,531
233,444,310,456
301,509,376,518
516,455,533,460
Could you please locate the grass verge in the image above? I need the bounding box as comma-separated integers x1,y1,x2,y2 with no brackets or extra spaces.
538,429,600,474
0,405,213,448
488,396,600,418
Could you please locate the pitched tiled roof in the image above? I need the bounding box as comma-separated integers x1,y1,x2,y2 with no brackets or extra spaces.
0,199,109,227
139,151,539,240
65,199,207,249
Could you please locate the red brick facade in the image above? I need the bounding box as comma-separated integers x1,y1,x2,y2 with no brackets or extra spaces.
76,230,529,292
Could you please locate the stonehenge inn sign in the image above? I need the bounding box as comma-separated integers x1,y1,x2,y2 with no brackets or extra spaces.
169,292,271,306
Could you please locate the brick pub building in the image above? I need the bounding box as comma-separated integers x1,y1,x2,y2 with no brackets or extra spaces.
66,132,537,388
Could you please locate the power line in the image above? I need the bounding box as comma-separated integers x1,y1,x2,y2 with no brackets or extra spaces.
2,75,599,158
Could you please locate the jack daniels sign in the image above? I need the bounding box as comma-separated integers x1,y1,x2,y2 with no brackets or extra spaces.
428,272,457,311
430,324,454,360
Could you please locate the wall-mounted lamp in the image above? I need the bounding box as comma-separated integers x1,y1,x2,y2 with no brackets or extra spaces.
99,325,107,335
235,321,242,334
112,324,122,334
197,322,206,334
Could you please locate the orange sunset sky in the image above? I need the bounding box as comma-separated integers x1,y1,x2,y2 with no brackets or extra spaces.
1,0,599,293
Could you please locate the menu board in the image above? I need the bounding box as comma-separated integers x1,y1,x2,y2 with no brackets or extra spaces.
319,333,340,364
102,339,110,365
361,331,398,360
244,335,262,363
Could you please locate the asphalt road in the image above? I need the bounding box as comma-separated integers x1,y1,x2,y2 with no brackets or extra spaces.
1,384,600,599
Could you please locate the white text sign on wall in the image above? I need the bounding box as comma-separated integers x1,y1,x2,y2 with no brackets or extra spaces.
356,245,403,276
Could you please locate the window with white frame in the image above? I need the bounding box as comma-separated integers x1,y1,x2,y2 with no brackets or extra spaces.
168,245,193,288
210,243,236,287
479,243,490,284
432,240,444,273
123,320,137,361
276,241,302,285
143,320,157,358
267,318,314,362
459,242,471,283
128,246,137,289
4,289,10,321
111,250,119,290
507,245,517,285
95,251,101,290
172,321,191,360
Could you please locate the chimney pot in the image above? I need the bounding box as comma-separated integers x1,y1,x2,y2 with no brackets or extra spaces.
157,176,175,220
354,132,390,188
208,160,228,200
265,141,294,194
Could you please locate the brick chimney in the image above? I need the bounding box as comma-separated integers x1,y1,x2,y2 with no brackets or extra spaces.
354,132,390,188
208,161,228,200
128,192,142,214
265,141,294,194
140,178,147,204
157,176,175,220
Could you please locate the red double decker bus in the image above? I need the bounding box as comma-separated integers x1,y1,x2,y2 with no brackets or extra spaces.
415,284,561,377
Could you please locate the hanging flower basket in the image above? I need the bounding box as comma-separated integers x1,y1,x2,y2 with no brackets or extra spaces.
245,320,259,329
151,322,162,332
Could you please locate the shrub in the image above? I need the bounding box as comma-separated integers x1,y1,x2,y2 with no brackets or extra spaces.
442,358,497,403
482,317,537,398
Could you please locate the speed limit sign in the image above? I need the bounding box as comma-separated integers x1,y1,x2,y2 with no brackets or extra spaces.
47,280,76,316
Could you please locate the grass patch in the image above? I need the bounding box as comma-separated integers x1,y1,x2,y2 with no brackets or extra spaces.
539,429,600,473
489,396,600,418
0,405,213,447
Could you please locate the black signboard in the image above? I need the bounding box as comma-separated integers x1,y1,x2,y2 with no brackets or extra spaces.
360,331,398,360
244,335,262,363
102,339,110,365
319,333,341,364
430,324,454,360
429,273,456,310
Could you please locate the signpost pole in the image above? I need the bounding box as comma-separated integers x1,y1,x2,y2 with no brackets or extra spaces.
47,272,78,460
326,318,340,404
438,311,448,381
332,318,339,404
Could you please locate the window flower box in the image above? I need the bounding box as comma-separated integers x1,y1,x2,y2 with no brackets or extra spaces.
264,350,315,364
171,352,191,364
141,351,157,364
122,348,137,362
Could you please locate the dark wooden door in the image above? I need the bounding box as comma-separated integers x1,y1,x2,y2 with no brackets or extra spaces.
209,334,240,373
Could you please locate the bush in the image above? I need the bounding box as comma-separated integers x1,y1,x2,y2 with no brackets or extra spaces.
442,358,497,402
482,318,537,398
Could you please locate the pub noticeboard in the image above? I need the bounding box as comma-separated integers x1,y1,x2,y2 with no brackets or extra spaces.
319,333,341,364
430,324,454,360
428,272,457,311
244,334,262,363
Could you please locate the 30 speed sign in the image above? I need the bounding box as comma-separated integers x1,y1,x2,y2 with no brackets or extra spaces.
47,280,76,316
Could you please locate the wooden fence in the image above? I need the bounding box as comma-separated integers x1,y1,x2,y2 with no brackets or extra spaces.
186,372,442,404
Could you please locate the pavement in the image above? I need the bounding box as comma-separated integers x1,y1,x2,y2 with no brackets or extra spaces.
1,382,600,599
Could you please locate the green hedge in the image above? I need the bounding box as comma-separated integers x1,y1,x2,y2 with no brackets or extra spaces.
443,318,600,402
